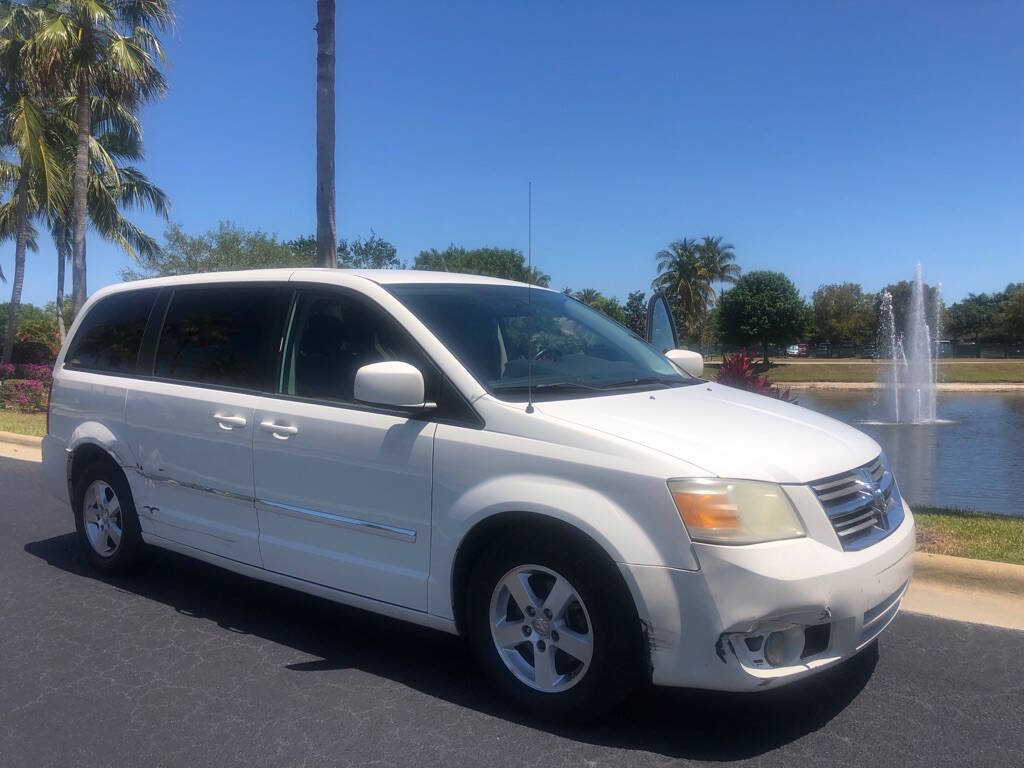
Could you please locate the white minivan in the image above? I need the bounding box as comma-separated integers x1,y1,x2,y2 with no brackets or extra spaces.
42,269,915,719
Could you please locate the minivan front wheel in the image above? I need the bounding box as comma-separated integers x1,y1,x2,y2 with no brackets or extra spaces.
466,532,643,720
73,460,148,574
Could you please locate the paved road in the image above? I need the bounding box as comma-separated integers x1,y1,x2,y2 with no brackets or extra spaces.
1,455,1022,768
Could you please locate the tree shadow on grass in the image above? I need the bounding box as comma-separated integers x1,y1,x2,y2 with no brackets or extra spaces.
24,532,876,761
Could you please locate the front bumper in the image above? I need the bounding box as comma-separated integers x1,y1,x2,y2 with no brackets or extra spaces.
620,499,916,691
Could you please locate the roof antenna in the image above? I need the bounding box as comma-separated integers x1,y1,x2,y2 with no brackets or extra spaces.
526,180,535,414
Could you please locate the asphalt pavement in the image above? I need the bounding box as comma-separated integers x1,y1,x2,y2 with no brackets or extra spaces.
1,453,1022,768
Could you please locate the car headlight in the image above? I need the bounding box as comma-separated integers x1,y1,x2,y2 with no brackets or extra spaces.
667,478,805,545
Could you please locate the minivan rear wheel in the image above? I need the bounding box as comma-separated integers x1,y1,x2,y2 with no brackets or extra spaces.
73,459,148,574
466,531,643,720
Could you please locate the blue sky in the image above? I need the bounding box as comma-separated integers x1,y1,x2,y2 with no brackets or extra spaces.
8,0,1022,307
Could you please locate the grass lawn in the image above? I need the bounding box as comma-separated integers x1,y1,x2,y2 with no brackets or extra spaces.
701,359,1024,384
0,411,46,437
914,506,1024,566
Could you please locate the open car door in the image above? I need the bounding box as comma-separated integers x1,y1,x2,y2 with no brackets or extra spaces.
646,292,679,352
646,292,704,378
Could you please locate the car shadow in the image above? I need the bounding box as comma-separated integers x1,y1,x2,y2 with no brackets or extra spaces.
24,533,877,761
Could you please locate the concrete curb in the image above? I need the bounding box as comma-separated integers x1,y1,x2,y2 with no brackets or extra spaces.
912,552,1024,597
0,430,43,448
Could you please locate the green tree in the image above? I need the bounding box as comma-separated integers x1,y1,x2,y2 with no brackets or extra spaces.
123,222,305,279
287,230,401,269
718,271,807,362
810,282,875,345
1002,286,1024,342
570,288,626,325
315,0,335,267
623,290,646,337
877,280,942,342
414,245,549,286
35,0,173,314
946,291,1006,343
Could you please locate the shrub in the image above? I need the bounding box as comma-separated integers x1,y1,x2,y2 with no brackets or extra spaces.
1,379,48,412
0,363,52,384
715,350,795,402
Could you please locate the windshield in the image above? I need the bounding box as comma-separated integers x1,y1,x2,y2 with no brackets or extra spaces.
385,284,698,400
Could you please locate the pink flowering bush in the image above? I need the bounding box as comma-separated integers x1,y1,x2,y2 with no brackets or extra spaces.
0,363,51,384
1,379,48,412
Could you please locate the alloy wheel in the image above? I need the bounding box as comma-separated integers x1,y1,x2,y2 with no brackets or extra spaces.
82,480,123,558
489,564,594,693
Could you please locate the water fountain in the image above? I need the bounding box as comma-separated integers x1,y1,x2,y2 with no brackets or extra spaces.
876,264,942,424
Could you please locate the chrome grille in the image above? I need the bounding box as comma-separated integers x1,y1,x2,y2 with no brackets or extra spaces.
811,455,904,551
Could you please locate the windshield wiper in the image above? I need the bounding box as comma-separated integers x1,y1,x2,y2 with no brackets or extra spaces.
492,381,604,394
598,377,679,390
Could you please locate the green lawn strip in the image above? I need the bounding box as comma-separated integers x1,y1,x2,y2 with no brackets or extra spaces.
711,360,1024,384
0,411,46,437
913,506,1024,566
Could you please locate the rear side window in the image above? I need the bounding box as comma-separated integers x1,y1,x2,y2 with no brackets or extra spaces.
65,289,157,373
154,285,290,391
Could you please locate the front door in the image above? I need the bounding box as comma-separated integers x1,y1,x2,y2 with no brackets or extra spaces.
252,288,435,610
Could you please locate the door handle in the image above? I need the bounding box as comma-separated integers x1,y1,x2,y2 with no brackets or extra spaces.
260,420,299,439
214,413,247,430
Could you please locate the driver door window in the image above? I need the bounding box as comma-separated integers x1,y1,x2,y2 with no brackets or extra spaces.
280,291,436,405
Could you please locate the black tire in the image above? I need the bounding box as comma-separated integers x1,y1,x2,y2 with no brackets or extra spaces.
466,529,645,721
72,457,149,575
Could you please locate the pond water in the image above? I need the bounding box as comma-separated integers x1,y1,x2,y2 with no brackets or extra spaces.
797,391,1024,517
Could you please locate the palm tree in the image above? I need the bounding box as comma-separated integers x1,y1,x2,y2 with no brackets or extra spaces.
653,236,741,342
1,1,66,364
48,93,168,339
573,288,602,305
652,238,702,338
696,236,740,306
34,0,172,314
315,0,336,268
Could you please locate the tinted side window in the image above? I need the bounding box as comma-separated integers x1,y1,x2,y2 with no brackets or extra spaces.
66,289,157,373
281,290,436,403
155,285,290,390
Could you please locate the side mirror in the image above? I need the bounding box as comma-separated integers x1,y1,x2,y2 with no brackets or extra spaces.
353,361,435,410
665,349,704,378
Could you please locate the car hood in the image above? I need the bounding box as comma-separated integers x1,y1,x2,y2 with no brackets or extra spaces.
535,382,880,484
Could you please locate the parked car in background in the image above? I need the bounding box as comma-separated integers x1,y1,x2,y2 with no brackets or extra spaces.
41,270,914,720
786,343,809,357
815,342,832,358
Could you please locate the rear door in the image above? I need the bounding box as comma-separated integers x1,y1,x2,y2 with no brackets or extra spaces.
126,283,291,565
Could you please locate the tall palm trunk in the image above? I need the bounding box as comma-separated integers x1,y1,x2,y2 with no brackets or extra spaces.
56,218,71,343
2,172,30,364
315,0,337,268
71,68,91,314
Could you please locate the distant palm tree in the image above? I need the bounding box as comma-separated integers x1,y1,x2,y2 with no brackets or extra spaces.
34,0,172,314
652,238,702,338
574,288,602,305
315,0,336,268
1,2,67,363
696,236,740,306
653,236,741,341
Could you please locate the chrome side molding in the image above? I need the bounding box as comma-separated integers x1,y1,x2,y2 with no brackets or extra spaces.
256,499,417,543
